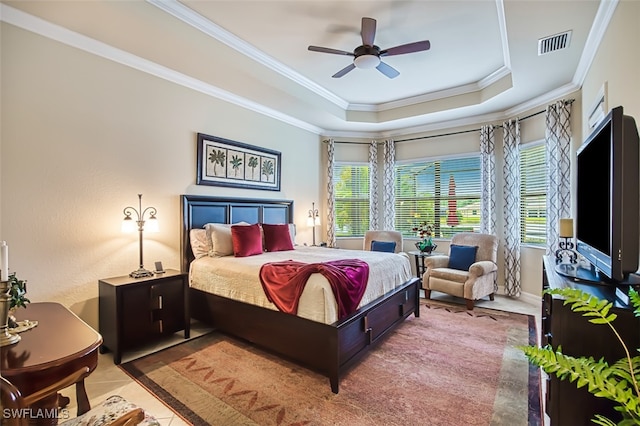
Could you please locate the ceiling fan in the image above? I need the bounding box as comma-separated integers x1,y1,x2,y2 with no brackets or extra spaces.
308,17,431,79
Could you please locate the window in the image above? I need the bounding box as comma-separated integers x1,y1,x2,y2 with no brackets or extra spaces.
520,142,547,245
395,155,481,239
333,163,369,237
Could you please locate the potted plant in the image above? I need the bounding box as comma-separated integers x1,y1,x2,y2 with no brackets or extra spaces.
7,272,29,328
412,222,437,253
520,287,640,426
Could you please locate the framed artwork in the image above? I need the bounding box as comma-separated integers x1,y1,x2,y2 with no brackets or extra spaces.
196,133,281,191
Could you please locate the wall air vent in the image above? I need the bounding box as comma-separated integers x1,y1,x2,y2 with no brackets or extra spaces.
538,30,572,55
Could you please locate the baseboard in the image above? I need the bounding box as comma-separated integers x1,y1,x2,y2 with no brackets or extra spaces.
495,286,541,307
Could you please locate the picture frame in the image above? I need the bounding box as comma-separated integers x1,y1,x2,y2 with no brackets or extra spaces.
196,133,281,191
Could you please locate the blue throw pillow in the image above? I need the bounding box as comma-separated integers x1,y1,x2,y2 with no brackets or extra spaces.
371,240,396,253
448,244,478,270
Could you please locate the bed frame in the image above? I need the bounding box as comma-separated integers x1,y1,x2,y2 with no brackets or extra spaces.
181,194,420,393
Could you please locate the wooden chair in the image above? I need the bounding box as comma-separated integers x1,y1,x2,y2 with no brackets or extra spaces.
0,367,156,426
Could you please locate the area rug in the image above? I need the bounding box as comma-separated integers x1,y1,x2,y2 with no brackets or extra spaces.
120,301,541,426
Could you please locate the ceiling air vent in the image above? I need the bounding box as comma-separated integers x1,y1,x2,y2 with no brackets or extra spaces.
538,30,572,55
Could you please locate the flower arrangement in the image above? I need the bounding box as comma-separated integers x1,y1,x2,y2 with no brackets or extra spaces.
412,222,437,253
412,222,434,243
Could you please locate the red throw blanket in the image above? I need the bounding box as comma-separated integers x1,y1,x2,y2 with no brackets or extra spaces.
259,259,370,320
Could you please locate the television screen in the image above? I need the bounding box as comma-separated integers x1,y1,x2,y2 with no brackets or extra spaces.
575,106,639,282
576,121,611,256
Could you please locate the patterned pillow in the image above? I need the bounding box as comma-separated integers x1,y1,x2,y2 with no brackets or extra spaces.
62,395,160,426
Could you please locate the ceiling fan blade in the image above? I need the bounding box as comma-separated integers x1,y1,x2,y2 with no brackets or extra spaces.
380,40,431,56
361,17,376,46
376,61,400,79
308,46,354,56
332,63,356,78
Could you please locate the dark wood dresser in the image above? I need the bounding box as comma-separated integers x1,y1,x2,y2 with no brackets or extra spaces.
542,256,640,425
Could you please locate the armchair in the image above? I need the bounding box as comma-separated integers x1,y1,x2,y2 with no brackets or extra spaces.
422,232,498,310
363,230,403,253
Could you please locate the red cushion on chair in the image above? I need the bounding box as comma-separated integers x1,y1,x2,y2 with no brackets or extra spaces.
262,224,294,252
231,223,263,257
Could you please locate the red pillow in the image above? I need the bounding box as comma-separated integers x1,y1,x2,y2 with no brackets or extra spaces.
231,223,263,257
262,223,294,252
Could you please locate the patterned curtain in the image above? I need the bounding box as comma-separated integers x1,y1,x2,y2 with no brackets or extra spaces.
369,141,379,230
382,139,396,230
480,125,496,235
326,139,337,248
502,119,521,297
545,100,572,255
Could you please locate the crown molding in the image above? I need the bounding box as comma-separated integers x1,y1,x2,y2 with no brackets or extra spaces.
0,3,323,135
572,0,618,87
146,0,349,110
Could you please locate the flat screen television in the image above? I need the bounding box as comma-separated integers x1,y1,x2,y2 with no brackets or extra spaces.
575,105,640,283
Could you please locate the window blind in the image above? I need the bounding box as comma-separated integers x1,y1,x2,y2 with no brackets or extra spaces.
395,155,481,239
333,163,370,237
520,142,547,244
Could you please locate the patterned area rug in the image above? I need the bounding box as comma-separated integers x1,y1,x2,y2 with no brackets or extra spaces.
120,300,541,426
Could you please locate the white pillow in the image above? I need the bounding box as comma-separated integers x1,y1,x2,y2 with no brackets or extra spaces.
288,223,296,246
189,229,211,259
205,222,249,257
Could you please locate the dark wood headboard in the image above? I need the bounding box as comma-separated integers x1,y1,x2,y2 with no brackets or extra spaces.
180,195,294,272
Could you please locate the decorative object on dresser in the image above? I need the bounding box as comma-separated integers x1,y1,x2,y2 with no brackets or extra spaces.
537,256,640,425
554,218,577,264
422,232,498,310
122,194,159,278
181,195,420,393
98,270,189,364
307,202,320,246
0,242,21,347
196,132,281,191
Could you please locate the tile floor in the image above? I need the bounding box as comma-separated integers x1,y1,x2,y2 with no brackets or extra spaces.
60,292,545,425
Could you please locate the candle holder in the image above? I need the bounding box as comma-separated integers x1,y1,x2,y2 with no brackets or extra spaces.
555,236,577,264
0,280,21,347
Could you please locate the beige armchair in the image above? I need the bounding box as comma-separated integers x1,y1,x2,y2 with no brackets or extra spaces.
422,232,498,310
363,230,403,253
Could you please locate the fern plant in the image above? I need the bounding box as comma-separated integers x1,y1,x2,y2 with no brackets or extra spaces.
520,287,640,426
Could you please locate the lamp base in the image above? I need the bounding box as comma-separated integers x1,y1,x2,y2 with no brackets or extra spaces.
129,268,154,278
0,326,21,347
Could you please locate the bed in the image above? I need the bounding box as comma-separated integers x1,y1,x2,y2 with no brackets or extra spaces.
181,195,420,393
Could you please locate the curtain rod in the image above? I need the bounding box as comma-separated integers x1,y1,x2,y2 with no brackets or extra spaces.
327,98,574,144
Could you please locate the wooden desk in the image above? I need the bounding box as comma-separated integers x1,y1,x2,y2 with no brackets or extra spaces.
1,302,102,425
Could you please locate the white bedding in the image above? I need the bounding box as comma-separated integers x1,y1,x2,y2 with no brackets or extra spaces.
189,246,412,325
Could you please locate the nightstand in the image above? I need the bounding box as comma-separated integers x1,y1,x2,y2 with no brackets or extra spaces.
98,269,189,364
408,250,443,279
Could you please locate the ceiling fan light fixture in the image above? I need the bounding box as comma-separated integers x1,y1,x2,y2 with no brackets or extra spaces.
354,54,380,69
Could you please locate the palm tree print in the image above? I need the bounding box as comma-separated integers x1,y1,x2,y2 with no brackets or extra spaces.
208,149,226,176
230,154,243,177
248,156,259,180
261,159,275,182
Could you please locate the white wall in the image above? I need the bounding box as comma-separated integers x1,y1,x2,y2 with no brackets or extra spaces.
581,0,640,272
1,23,322,328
